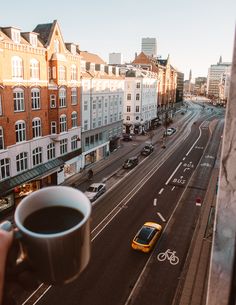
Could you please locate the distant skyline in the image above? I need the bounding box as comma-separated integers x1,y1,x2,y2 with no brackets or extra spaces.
1,0,236,80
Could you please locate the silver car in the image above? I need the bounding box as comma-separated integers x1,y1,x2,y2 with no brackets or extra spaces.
84,183,106,202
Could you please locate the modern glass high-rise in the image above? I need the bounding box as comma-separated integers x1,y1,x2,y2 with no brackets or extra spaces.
141,37,157,57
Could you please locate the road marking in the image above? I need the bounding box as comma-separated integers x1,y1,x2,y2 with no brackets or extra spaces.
171,186,175,191
158,188,164,194
186,121,204,156
153,198,157,206
157,212,166,222
182,157,186,161
165,162,182,185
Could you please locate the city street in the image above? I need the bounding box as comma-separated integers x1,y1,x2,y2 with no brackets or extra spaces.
19,103,224,305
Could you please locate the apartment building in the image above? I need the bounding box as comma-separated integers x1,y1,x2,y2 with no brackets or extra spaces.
123,67,158,134
0,20,82,213
80,51,124,167
207,56,231,99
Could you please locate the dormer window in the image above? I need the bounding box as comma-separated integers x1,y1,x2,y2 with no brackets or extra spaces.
30,34,37,47
71,44,76,55
90,63,95,72
12,29,20,44
100,64,104,72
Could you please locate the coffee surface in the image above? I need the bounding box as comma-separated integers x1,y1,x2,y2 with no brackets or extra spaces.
23,206,84,234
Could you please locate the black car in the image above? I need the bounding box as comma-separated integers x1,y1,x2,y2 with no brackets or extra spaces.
141,144,154,156
123,156,139,169
122,133,132,141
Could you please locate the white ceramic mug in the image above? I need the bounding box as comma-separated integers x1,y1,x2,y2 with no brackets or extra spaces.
14,186,91,285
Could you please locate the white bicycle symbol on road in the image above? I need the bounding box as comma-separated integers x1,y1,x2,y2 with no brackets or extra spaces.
157,249,179,265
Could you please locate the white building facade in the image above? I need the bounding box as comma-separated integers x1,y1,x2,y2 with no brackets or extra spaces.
123,68,158,134
80,51,124,168
109,52,123,65
207,57,231,99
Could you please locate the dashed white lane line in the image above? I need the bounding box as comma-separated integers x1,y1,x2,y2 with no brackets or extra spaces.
171,186,175,191
157,212,166,222
159,188,164,195
153,198,157,206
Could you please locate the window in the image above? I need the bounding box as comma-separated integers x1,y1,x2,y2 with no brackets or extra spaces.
98,100,102,109
30,59,39,79
85,137,89,147
71,136,77,151
136,93,140,100
60,139,67,155
15,121,26,142
84,120,88,131
59,65,66,81
0,127,4,150
32,147,42,166
98,117,102,126
30,34,37,47
71,65,77,81
0,158,10,180
71,112,77,128
136,106,140,112
51,121,57,134
13,88,24,112
92,101,96,110
32,118,41,138
84,101,88,111
12,30,20,44
54,39,60,53
126,116,130,121
71,88,77,105
127,93,131,100
47,143,55,160
12,56,23,78
92,118,96,129
136,82,140,89
50,94,56,108
16,152,28,172
59,88,66,107
31,88,40,109
127,106,131,112
60,115,67,133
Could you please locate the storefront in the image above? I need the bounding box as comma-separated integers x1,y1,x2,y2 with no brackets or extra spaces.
0,158,64,216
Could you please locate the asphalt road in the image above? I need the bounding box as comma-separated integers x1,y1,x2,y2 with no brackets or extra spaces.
31,106,224,305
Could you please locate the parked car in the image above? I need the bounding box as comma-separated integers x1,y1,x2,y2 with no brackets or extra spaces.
163,127,176,137
84,183,106,202
122,133,132,141
123,156,139,169
131,222,162,253
141,143,154,156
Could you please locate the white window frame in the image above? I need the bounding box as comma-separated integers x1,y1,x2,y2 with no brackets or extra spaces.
15,120,26,143
71,135,78,151
47,143,56,160
54,39,60,53
50,94,56,108
71,65,77,81
13,88,24,112
71,88,77,105
12,56,23,78
16,152,28,173
71,111,77,128
30,59,39,80
60,139,68,155
59,115,67,133
32,147,43,166
51,121,57,134
0,158,10,180
84,120,88,131
32,118,41,138
31,88,40,109
59,65,66,81
84,101,88,111
59,88,66,107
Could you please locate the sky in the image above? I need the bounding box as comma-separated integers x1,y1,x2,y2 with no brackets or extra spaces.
1,0,236,80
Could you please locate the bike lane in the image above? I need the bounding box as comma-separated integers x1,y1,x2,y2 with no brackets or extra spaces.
125,122,222,305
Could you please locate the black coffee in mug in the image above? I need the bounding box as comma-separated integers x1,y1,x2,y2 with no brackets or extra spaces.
23,206,84,234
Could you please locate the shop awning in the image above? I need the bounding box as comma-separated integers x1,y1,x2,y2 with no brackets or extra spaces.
0,158,64,195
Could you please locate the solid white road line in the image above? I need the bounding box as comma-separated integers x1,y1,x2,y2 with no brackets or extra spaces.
165,162,182,185
186,121,204,156
157,212,166,222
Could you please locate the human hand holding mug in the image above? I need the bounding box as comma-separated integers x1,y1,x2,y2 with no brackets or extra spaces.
14,186,91,285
